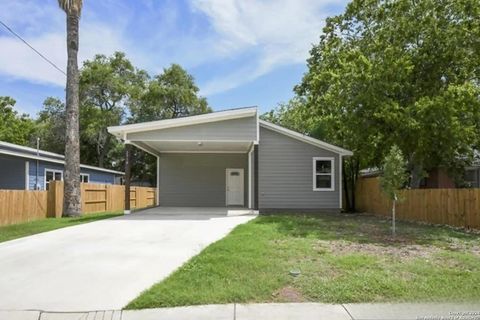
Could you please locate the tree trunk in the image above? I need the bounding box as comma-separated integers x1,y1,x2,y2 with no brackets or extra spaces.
124,144,132,214
392,197,396,237
98,133,111,168
409,162,424,189
343,163,351,212
63,9,82,217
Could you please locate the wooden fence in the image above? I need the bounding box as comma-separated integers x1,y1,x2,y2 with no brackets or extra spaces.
356,176,480,229
0,182,157,226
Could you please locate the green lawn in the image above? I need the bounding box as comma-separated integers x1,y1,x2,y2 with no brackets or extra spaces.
126,213,480,309
0,211,122,243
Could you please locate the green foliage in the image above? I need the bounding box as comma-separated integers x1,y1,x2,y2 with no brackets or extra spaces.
266,0,480,207
79,51,148,168
132,63,211,122
32,97,66,154
381,145,408,200
0,96,35,146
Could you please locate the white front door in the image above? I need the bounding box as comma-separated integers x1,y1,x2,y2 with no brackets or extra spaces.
226,168,244,206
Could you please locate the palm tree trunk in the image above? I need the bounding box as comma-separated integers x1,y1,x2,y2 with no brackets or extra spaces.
63,9,82,217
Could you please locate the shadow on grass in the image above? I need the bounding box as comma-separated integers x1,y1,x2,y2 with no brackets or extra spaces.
254,212,479,247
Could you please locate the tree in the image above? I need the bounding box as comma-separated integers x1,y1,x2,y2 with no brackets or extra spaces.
133,64,210,122
293,0,480,209
380,145,408,236
33,97,66,154
0,96,35,145
128,64,212,184
58,0,83,217
80,52,148,168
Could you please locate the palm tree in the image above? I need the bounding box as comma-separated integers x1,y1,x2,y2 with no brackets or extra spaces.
58,0,82,216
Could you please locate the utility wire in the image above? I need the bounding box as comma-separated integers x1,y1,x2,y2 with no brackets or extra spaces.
0,19,66,76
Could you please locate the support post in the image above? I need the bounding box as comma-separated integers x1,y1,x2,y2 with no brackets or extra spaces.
254,144,259,210
124,144,132,214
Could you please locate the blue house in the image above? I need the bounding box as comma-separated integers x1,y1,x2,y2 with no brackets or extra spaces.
0,141,124,190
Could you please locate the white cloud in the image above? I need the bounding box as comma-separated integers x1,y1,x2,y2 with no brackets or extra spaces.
0,0,346,98
192,0,344,95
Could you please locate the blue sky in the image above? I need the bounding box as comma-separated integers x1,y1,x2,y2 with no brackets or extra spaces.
0,0,348,116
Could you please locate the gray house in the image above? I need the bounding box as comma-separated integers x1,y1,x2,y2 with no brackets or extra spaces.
0,141,124,191
108,107,352,212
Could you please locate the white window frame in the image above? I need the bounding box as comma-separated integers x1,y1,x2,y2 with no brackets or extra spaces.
80,173,90,183
44,168,63,190
313,157,335,191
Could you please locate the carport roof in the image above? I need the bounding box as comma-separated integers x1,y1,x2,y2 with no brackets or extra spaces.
108,107,257,138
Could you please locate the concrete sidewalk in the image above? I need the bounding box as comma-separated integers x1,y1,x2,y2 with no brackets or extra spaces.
2,302,479,320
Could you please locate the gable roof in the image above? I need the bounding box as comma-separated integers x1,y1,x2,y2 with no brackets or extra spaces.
259,120,353,156
108,106,258,138
0,141,124,175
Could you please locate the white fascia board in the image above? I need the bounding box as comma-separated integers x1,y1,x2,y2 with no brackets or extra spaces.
259,120,353,156
0,141,65,159
0,149,124,175
108,107,258,137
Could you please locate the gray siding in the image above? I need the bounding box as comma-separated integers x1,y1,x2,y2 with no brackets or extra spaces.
258,126,341,210
128,116,257,141
0,155,26,190
158,153,248,207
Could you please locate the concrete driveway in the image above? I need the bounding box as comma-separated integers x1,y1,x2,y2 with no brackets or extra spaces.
0,208,255,312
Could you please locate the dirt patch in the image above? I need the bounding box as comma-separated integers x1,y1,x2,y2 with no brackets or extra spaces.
272,286,305,302
316,240,440,260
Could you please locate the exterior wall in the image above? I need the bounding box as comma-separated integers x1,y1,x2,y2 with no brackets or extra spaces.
0,154,26,190
258,126,341,210
27,160,118,190
158,153,248,207
128,116,257,141
422,168,456,189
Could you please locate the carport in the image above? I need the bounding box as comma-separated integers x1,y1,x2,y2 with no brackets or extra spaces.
108,107,259,211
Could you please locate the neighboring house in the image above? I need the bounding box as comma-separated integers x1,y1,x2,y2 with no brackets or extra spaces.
108,107,353,212
360,155,480,189
0,141,124,191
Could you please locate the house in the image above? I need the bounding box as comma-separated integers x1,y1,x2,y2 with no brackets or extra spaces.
360,152,480,188
108,107,353,212
0,141,124,190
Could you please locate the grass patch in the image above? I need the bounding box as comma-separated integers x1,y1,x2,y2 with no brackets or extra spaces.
126,213,480,309
0,211,122,243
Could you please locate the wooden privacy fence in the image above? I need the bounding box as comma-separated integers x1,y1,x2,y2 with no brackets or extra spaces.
0,182,157,226
356,176,480,229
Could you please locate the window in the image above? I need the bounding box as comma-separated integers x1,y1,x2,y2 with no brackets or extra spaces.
313,157,334,191
80,173,90,183
44,169,63,190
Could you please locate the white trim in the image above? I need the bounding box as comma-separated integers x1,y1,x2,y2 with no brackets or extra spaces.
259,120,353,156
159,150,248,154
0,141,65,159
25,160,29,190
156,156,160,206
248,148,252,209
108,107,257,136
44,168,63,190
80,173,90,183
226,168,245,206
339,155,343,209
0,149,124,175
128,139,254,143
255,112,260,144
313,157,335,191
